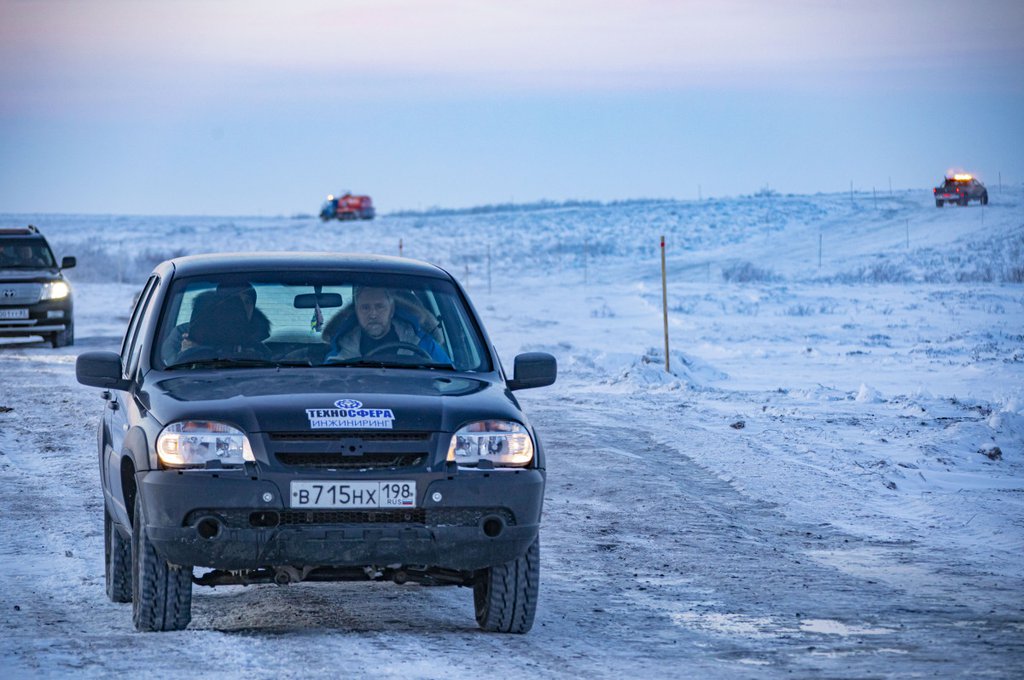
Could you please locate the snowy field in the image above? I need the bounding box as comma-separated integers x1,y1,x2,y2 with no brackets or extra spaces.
1,187,1022,678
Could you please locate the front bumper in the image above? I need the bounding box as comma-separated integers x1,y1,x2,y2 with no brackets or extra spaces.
139,467,544,571
0,298,72,337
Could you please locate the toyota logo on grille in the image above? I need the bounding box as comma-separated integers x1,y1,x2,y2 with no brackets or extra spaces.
1,289,15,298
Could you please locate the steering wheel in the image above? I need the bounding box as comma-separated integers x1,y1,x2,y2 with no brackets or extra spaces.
364,341,433,361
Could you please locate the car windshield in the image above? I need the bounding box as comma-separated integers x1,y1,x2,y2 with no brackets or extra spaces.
0,239,56,268
153,270,491,372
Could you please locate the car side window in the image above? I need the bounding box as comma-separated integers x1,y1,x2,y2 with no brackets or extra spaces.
121,276,159,376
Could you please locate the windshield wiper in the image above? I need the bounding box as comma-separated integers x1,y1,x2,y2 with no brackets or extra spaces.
324,358,456,371
166,358,313,370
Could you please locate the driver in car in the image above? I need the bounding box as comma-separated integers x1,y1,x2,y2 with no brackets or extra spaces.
327,286,450,364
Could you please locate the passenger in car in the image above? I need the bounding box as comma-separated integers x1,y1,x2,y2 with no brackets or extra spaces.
175,290,268,362
162,282,270,363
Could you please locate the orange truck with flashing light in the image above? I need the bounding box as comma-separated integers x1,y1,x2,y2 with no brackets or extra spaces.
933,174,988,207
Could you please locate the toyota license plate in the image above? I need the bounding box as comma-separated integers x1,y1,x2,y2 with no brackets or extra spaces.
290,480,416,508
0,308,28,320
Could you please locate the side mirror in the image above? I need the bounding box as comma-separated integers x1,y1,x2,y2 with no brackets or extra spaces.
507,352,557,391
61,256,76,269
76,351,131,391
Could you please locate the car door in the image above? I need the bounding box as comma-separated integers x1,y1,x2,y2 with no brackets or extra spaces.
104,276,159,520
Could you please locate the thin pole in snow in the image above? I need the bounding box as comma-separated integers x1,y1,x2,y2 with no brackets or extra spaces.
583,236,589,285
464,263,470,287
660,235,670,373
399,238,403,257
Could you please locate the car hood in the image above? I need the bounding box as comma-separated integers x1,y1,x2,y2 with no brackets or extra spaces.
0,268,61,281
143,368,522,434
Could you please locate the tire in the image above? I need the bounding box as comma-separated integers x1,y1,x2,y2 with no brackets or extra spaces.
982,192,989,205
131,493,192,631
104,503,133,603
51,321,74,348
473,537,539,634
935,200,943,208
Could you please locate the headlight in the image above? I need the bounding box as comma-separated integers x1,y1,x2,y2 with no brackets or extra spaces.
156,420,254,469
446,420,533,468
40,281,70,300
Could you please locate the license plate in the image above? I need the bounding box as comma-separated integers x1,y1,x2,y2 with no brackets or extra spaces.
290,480,416,508
0,308,28,320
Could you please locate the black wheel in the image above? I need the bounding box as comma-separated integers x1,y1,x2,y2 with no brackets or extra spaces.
935,200,943,208
131,493,192,631
982,192,989,205
104,503,133,603
473,537,539,634
364,341,433,361
51,321,74,348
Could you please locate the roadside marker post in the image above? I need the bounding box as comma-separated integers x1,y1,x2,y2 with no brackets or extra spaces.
399,238,403,257
660,235,670,374
584,235,589,285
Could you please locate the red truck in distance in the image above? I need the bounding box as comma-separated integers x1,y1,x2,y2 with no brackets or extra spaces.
320,193,375,221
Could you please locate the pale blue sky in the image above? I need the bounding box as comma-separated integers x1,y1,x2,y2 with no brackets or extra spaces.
1,0,1022,215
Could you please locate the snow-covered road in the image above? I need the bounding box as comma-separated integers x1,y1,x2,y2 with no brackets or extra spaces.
1,190,1022,677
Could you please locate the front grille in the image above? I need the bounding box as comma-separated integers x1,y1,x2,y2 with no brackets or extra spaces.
275,452,426,469
269,431,431,442
267,430,436,470
185,507,516,528
0,283,41,305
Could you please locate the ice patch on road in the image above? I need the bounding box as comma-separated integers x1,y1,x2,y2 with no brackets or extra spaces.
800,619,895,636
671,611,783,639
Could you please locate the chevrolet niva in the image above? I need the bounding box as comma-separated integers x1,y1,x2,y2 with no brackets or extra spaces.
76,253,556,633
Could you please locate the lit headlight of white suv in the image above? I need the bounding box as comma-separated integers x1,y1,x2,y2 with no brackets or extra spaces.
446,420,534,468
156,420,255,469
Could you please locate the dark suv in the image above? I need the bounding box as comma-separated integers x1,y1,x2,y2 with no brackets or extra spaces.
0,226,76,347
934,174,989,207
76,253,556,633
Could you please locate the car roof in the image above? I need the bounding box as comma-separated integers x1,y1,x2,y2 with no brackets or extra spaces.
0,225,47,240
160,252,451,280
